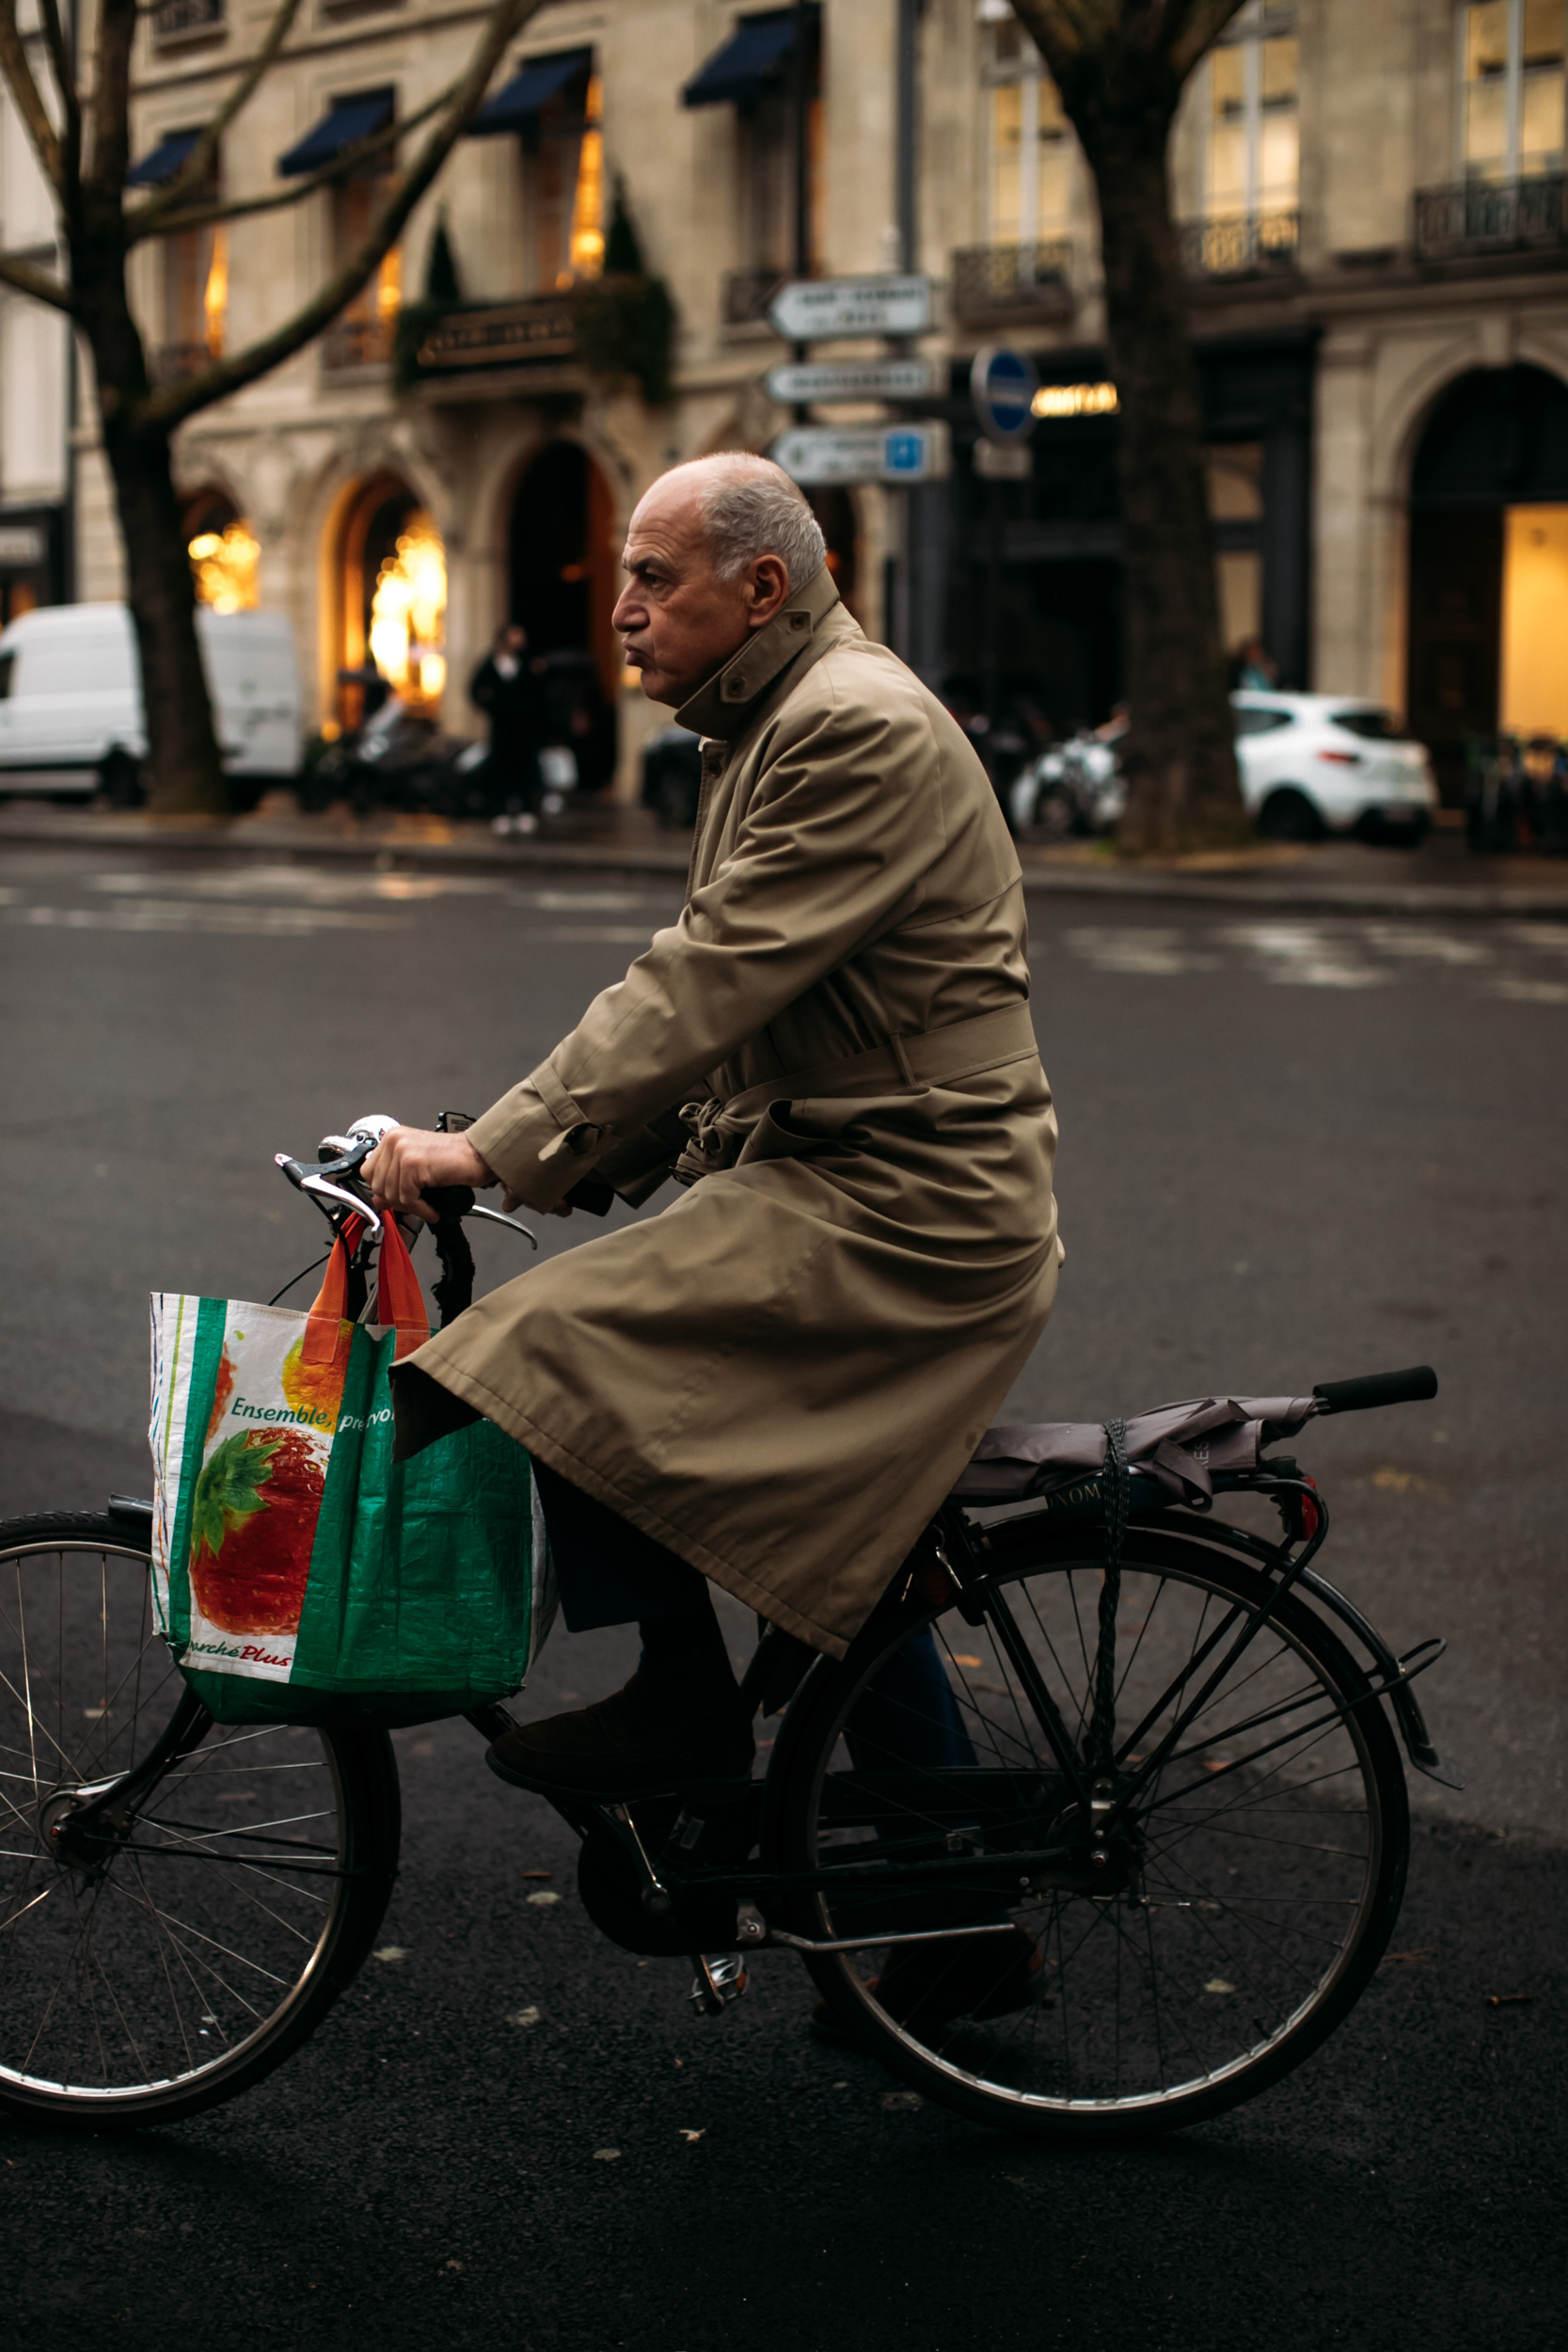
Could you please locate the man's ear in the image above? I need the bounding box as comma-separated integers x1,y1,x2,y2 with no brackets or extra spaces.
745,552,792,628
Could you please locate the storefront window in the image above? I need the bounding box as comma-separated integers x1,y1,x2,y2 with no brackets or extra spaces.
983,16,1072,243
1462,0,1565,182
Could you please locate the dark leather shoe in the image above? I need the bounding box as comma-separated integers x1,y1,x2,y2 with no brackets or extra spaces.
487,1673,755,1801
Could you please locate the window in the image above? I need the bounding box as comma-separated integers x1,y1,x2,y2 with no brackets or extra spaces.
1462,1,1565,182
160,142,225,371
1233,704,1291,735
523,67,605,290
1331,708,1403,739
1203,1,1298,223
981,15,1072,243
736,69,822,273
332,163,401,365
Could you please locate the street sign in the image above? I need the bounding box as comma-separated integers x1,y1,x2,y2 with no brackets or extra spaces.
971,344,1039,443
768,274,934,342
765,357,937,403
771,421,952,486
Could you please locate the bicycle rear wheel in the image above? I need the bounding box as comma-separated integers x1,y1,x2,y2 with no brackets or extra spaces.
768,1522,1409,2137
0,1514,400,2126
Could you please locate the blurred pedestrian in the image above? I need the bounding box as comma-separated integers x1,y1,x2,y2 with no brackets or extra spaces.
1231,637,1278,691
470,622,548,834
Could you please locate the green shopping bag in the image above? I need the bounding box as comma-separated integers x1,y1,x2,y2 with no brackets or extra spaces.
149,1224,554,1727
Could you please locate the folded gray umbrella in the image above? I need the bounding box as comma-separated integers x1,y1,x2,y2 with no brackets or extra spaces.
950,1393,1319,1505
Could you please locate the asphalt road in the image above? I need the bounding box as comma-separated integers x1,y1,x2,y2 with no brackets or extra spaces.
0,842,1562,2352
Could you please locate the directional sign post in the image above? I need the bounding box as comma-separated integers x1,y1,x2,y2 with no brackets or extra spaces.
768,274,933,342
970,345,1039,444
770,421,951,487
765,357,937,404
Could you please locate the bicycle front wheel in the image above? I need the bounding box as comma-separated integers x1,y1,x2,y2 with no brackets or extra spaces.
768,1523,1410,2137
0,1514,400,2127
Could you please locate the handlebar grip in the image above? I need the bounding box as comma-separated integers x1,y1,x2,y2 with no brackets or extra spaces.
563,1171,615,1217
1312,1366,1438,1415
422,1184,476,1220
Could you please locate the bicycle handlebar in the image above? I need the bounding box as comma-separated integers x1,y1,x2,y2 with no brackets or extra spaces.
1312,1366,1438,1415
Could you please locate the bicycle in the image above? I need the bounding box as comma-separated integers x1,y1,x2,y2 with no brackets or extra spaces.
0,1114,1449,2138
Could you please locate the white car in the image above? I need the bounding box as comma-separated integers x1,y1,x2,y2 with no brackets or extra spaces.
1233,692,1438,842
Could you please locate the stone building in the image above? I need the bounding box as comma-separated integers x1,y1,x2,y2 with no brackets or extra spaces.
0,0,1565,795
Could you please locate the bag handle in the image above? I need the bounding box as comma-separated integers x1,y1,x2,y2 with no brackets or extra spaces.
300,1214,430,1367
372,1216,432,1361
300,1234,353,1371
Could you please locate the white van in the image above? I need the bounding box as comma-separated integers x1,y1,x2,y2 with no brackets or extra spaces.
0,603,301,801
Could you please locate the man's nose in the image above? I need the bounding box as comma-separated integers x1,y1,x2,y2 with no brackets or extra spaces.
610,582,641,634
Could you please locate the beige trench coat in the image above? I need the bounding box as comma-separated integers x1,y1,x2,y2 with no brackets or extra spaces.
411,566,1063,1655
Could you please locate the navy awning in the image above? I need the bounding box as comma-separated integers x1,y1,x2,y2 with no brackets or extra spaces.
683,8,816,108
466,48,593,137
126,128,200,189
277,89,394,180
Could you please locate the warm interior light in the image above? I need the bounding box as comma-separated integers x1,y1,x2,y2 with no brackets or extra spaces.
376,243,402,323
1032,380,1119,419
568,75,606,279
369,512,447,705
203,228,228,358
188,518,260,612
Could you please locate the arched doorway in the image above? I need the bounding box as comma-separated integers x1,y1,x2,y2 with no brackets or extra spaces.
508,440,617,792
181,485,259,613
329,472,447,732
1407,364,1568,795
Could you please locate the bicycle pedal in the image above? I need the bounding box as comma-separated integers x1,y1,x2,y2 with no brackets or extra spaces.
689,1951,749,2016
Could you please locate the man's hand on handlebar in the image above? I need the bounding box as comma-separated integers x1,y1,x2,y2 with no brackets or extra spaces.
362,1128,496,1226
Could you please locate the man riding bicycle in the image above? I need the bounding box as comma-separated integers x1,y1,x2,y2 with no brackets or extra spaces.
364,453,1063,1802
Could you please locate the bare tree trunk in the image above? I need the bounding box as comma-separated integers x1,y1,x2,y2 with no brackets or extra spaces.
82,294,228,817
1087,130,1247,853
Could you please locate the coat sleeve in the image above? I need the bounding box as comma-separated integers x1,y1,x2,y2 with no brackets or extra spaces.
466,677,946,1210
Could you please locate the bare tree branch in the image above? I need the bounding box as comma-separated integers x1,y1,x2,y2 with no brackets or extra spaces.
86,0,138,202
139,0,544,433
0,249,75,311
36,0,81,170
0,0,65,193
127,78,456,245
129,0,307,234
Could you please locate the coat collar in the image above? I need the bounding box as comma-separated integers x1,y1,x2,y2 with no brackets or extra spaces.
675,564,841,741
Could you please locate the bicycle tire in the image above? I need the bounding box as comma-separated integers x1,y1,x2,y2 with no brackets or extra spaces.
0,1513,401,2128
765,1520,1409,2138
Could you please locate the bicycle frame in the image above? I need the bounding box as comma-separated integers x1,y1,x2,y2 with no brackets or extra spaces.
452,1478,1446,1958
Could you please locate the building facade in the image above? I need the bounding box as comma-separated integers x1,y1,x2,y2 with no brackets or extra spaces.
1,0,1564,794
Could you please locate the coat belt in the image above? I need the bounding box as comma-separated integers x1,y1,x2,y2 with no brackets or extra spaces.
675,1000,1039,1182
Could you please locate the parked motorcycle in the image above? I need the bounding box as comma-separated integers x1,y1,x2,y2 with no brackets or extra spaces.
1010,727,1128,838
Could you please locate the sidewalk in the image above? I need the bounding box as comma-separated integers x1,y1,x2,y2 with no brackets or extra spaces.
2,795,1566,916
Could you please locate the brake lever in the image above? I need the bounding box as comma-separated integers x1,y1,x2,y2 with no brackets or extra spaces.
275,1154,383,1235
465,1202,537,1248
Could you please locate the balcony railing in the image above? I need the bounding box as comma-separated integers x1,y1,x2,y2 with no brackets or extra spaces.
1415,176,1567,257
951,241,1072,325
323,312,397,373
1180,210,1299,278
722,266,788,328
151,0,225,40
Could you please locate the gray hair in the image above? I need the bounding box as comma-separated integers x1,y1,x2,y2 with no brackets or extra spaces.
669,453,827,591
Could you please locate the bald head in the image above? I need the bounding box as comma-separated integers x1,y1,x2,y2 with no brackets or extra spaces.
612,453,828,708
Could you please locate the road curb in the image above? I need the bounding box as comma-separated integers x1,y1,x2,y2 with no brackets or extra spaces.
1,808,1565,919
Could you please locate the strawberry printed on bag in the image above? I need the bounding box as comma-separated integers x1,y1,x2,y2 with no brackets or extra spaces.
189,1426,325,1635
